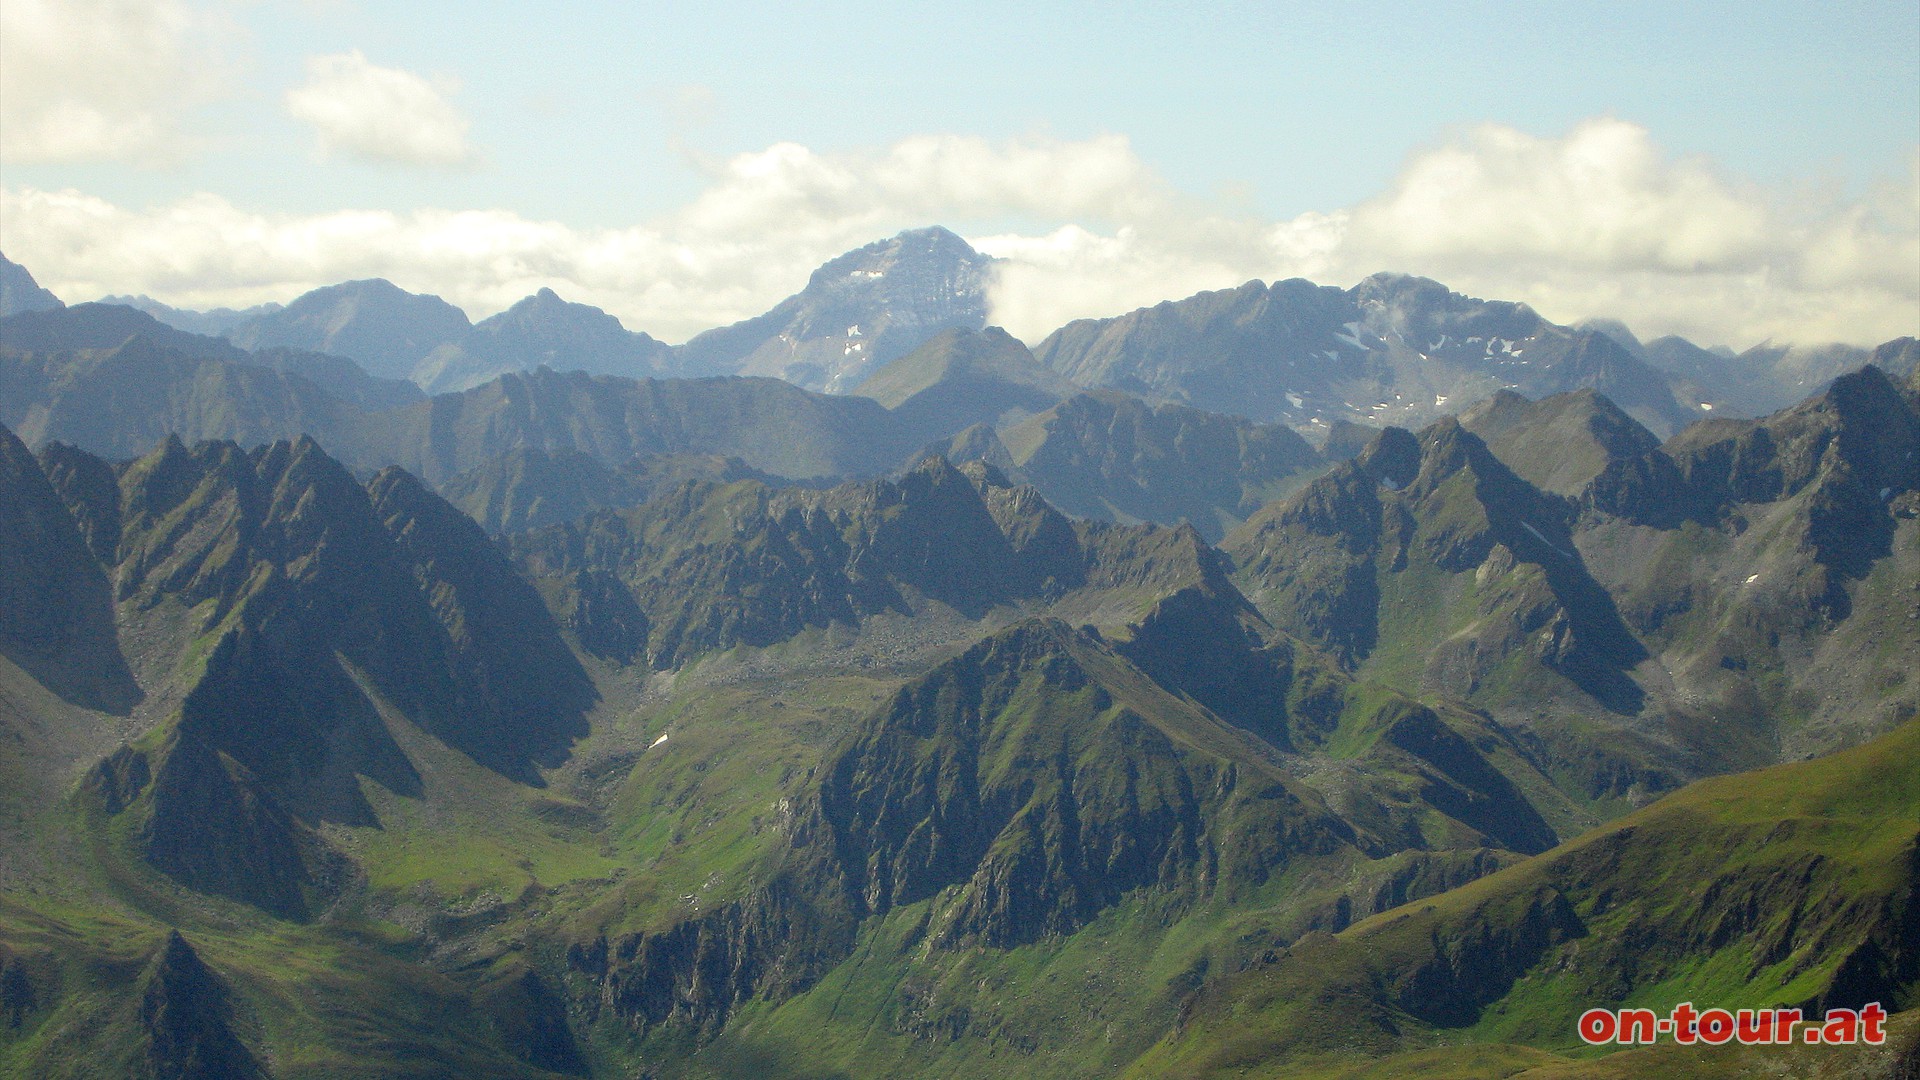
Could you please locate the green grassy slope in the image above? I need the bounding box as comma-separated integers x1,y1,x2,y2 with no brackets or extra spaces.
1132,715,1920,1078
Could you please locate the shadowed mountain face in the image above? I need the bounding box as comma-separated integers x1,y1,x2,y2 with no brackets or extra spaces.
2,301,253,360
0,423,138,713
678,227,996,393
1229,365,1920,800
1,335,355,460
0,314,921,485
1034,273,1700,436
138,932,268,1080
1229,419,1648,712
0,303,422,428
509,455,1101,667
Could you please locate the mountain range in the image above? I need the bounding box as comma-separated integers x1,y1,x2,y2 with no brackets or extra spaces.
11,237,1912,438
0,238,1915,1079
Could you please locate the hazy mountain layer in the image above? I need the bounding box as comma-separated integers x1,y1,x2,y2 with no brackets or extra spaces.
226,279,474,383
102,294,284,338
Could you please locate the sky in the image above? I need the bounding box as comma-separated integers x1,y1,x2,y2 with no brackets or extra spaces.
1,0,1916,348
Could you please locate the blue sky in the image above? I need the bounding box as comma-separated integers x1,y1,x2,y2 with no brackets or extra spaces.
2,0,1915,346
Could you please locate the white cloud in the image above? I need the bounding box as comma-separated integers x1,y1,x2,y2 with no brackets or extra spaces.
0,0,229,163
1,122,1914,350
285,51,476,167
982,119,1920,348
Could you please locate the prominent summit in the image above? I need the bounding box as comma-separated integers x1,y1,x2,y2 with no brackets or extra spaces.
227,278,473,382
677,226,995,392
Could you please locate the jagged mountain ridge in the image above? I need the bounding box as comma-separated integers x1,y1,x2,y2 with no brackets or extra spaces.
12,241,1914,431
1,302,1335,537
1226,363,1920,809
3,428,598,920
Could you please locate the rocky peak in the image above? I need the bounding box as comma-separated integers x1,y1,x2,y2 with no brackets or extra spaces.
227,277,472,382
676,226,995,392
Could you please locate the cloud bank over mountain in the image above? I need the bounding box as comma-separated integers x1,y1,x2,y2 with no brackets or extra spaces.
3,121,1914,347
